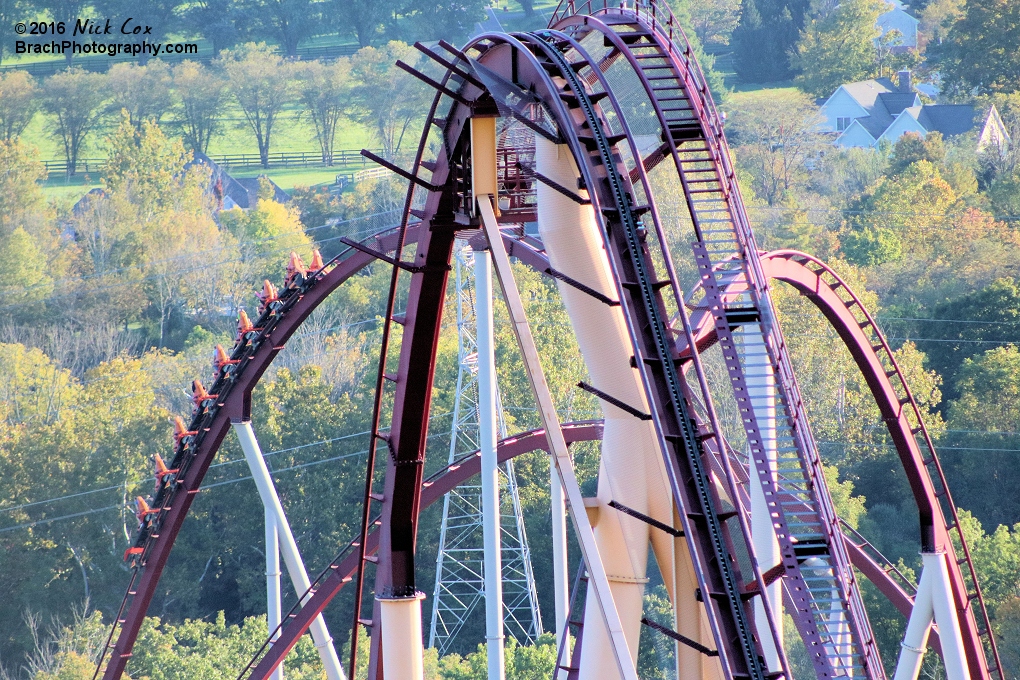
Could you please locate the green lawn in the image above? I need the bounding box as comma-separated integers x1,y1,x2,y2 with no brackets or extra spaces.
20,102,376,163
726,84,802,102
230,166,346,192
39,153,353,201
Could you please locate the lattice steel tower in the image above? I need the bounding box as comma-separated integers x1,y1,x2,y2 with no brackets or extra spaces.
428,241,543,655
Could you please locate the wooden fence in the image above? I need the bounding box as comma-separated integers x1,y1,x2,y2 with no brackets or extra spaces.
41,148,381,175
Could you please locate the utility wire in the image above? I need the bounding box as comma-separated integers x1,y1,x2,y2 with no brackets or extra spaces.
0,411,452,520
0,414,456,534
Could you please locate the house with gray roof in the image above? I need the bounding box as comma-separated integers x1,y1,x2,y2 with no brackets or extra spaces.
819,71,1009,151
188,152,290,210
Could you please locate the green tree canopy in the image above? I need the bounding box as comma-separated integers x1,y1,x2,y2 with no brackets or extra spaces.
171,61,228,155
294,58,355,166
216,43,295,169
107,61,174,129
41,68,108,177
350,42,429,160
792,0,886,98
929,0,1020,97
731,0,811,82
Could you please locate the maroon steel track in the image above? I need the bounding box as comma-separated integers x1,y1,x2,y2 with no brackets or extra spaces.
95,2,999,677
243,245,987,679
678,250,998,678
94,232,996,679
95,225,420,680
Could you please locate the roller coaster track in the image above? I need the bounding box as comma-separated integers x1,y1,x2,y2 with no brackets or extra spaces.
93,1,1001,678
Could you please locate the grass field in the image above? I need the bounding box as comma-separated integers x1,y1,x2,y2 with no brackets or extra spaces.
20,103,377,163
726,85,802,109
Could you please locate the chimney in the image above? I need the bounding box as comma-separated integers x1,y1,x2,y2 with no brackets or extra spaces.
898,70,912,93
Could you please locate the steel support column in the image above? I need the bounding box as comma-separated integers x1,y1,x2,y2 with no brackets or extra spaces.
478,196,639,680
744,332,782,671
265,508,283,680
475,245,507,680
232,421,347,680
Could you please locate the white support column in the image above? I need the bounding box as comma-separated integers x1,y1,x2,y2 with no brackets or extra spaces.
266,508,284,680
475,247,507,680
551,457,570,662
232,421,347,680
893,551,969,680
478,197,639,680
894,557,935,680
378,593,426,680
929,552,969,680
745,333,782,671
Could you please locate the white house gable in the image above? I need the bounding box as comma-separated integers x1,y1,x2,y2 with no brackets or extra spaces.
836,120,877,148
977,106,1011,153
820,87,871,133
879,109,927,144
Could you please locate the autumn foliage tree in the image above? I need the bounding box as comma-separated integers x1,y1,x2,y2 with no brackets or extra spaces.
0,71,38,141
217,43,294,169
294,59,355,166
171,61,228,155
98,116,222,346
726,89,826,205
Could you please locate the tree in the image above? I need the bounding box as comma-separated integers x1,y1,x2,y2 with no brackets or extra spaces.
886,131,946,176
792,0,885,98
218,197,313,282
681,0,741,45
294,59,354,166
928,0,1020,98
0,0,32,64
0,228,53,320
949,345,1020,439
350,42,429,159
36,0,89,64
0,140,48,236
129,613,326,679
988,170,1020,217
242,0,325,56
336,0,396,47
838,160,960,269
100,116,221,347
217,43,294,169
0,71,38,140
41,68,107,177
180,0,242,55
399,0,487,43
171,61,227,155
727,89,825,205
100,0,180,50
917,279,1020,399
107,62,173,128
918,0,964,49
731,0,811,83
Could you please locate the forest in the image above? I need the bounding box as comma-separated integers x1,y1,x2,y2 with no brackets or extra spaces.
0,0,1019,677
